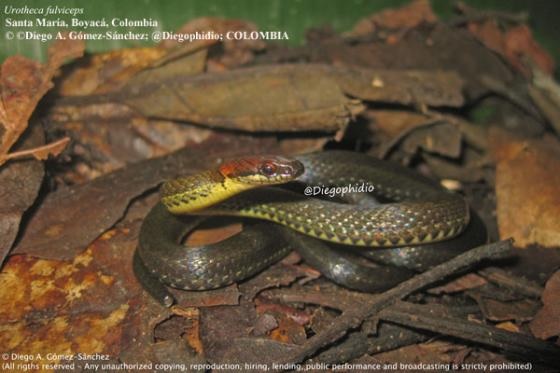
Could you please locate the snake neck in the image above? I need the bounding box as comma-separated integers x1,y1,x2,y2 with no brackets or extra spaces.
160,170,253,214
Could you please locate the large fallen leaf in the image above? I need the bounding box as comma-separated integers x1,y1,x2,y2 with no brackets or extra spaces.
13,135,279,260
311,23,514,100
0,212,179,368
120,64,365,132
0,124,44,266
490,128,560,247
0,250,129,365
116,64,465,133
530,270,560,339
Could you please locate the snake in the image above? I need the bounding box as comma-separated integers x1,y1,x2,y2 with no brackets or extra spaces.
134,151,487,306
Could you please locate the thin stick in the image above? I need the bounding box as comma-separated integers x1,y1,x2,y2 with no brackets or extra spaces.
381,301,560,366
273,239,514,370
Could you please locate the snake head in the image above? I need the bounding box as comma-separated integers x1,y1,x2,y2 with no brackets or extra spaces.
219,156,304,185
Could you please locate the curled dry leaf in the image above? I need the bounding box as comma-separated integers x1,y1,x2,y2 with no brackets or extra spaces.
349,0,437,38
490,128,560,247
530,270,560,340
0,37,83,166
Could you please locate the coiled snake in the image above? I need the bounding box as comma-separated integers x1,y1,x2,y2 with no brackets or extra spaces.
134,151,486,306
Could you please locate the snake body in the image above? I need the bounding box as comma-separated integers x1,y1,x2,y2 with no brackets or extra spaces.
135,151,485,306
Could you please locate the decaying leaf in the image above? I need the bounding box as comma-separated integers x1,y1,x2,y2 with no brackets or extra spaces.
428,273,487,295
0,123,44,265
349,0,437,39
490,128,560,247
312,23,514,100
369,110,464,162
120,63,365,132
55,47,168,96
467,21,554,76
475,297,541,323
162,17,265,70
0,38,83,166
334,68,464,108
0,250,129,363
530,270,560,340
118,64,465,132
14,135,279,260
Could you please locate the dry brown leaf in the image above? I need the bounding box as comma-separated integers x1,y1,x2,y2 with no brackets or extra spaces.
475,297,540,323
428,273,487,294
163,17,264,70
349,0,437,37
56,47,167,96
0,249,129,363
170,307,204,354
0,124,44,265
496,321,520,333
490,128,560,247
530,270,560,339
0,38,84,166
467,21,554,76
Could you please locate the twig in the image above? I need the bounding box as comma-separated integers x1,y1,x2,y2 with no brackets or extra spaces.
0,136,70,166
272,239,514,370
265,289,473,364
381,301,560,366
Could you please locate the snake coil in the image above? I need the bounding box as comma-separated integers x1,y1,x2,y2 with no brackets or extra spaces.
134,151,486,306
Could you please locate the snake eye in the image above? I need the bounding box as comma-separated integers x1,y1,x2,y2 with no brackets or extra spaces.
260,162,277,176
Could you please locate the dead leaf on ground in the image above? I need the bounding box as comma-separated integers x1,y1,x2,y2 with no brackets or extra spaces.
164,17,265,70
48,114,214,181
0,124,44,265
0,38,83,166
490,128,560,247
120,63,365,133
373,340,457,366
474,296,541,323
349,0,437,41
428,273,488,294
467,21,554,76
267,314,307,345
336,69,464,108
0,240,130,364
55,47,168,96
13,135,279,260
530,270,560,340
312,23,514,100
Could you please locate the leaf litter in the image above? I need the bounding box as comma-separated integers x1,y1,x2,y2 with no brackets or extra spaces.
1,1,560,370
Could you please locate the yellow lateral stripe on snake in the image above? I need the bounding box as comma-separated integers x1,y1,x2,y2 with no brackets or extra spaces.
159,151,470,248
